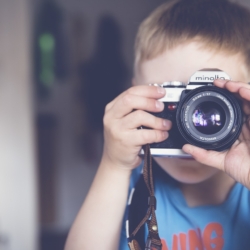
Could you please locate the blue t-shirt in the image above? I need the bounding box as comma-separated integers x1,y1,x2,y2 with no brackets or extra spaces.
119,163,250,250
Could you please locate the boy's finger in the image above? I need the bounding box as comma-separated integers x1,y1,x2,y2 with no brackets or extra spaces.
182,144,225,172
214,79,250,94
126,85,166,97
122,110,172,130
239,87,250,101
214,79,241,90
214,79,250,112
109,94,165,119
105,85,166,112
129,129,169,146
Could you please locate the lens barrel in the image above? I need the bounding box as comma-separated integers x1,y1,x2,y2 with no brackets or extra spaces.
176,86,243,151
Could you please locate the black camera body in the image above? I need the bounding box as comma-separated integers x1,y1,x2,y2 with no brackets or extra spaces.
147,69,243,157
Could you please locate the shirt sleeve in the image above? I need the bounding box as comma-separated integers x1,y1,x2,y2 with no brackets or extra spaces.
119,226,129,250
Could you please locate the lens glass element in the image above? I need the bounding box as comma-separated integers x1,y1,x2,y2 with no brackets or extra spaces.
192,101,226,135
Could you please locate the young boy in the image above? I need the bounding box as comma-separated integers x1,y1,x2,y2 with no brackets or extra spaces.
65,0,250,249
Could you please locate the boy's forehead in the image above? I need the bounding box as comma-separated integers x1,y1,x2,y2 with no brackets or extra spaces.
135,42,249,85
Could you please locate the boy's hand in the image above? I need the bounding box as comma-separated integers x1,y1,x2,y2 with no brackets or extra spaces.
183,79,250,190
102,85,172,171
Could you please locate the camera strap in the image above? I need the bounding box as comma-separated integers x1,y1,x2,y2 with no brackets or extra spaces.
128,144,162,250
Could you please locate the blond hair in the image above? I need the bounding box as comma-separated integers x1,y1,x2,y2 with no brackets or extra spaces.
134,0,250,71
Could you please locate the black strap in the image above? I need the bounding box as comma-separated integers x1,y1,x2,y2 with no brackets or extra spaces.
128,144,162,250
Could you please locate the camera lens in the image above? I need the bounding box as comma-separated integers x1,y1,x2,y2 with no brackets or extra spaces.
176,86,243,151
192,101,226,135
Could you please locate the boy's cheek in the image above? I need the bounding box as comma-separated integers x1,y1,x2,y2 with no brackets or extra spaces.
132,78,137,86
132,78,144,86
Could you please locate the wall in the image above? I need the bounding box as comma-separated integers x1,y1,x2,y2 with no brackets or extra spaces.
34,0,166,232
0,0,38,249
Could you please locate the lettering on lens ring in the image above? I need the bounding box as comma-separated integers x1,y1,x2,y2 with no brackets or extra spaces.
192,94,202,101
200,137,217,141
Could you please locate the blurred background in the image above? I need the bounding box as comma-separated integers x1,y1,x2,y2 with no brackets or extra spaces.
0,0,249,250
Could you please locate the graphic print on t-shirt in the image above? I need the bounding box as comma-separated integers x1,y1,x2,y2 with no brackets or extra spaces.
161,222,224,250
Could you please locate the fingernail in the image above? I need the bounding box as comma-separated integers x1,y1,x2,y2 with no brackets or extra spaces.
183,144,193,154
183,145,190,153
163,119,171,127
162,131,169,138
157,87,165,94
156,101,164,109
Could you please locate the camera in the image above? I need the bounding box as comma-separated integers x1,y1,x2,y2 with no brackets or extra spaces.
144,69,243,157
